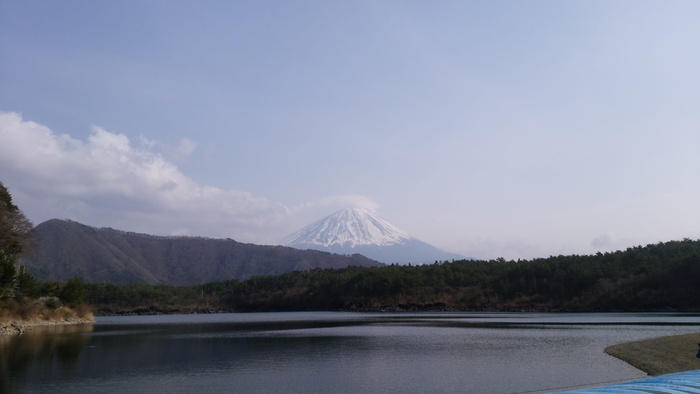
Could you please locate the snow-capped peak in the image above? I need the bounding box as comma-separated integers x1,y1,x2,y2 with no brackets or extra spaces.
283,207,411,248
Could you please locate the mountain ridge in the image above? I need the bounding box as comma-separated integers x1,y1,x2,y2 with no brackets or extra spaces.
21,219,383,285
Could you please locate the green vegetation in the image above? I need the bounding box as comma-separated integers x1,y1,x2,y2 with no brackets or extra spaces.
84,238,700,314
0,181,93,324
0,251,16,299
0,180,33,299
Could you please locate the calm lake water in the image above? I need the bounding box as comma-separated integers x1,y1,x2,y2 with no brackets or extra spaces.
3,312,700,394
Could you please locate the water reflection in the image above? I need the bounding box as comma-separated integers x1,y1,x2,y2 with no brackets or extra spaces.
4,313,700,394
1,324,93,393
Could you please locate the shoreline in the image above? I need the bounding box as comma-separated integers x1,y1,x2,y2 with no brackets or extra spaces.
605,331,700,376
0,318,94,336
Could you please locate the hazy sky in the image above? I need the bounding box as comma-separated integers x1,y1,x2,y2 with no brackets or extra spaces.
1,1,698,260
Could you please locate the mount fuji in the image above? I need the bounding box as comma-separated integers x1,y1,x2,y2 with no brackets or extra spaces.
282,207,465,264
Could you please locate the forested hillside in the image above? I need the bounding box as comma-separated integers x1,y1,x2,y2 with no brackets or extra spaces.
23,219,383,285
86,239,700,313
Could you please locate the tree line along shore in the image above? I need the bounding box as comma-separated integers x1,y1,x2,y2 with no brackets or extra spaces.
0,276,94,336
4,237,698,331
1,181,93,334
83,238,700,315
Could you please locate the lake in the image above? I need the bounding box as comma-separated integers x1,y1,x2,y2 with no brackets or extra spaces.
4,312,700,394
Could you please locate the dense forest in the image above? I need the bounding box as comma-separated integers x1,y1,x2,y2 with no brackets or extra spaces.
85,238,700,314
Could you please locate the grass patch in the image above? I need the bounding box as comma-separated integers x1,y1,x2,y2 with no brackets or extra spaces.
0,298,93,324
605,332,700,375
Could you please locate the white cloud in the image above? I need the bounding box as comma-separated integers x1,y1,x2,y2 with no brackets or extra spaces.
591,232,617,249
138,134,196,162
0,112,287,243
138,135,157,148
296,195,379,212
174,138,197,159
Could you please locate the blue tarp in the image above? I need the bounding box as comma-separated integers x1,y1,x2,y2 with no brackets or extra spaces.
556,370,700,393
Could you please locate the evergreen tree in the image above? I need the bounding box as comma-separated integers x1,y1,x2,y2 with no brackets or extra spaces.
0,181,33,257
0,250,16,298
15,266,39,298
60,278,87,306
0,181,34,298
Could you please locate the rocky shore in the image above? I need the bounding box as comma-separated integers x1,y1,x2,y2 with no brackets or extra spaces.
605,332,700,376
0,318,94,336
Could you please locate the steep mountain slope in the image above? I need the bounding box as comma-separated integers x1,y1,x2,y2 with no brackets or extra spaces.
283,207,465,264
21,219,383,285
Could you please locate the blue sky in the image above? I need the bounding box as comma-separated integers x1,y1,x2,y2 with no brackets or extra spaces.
1,1,698,259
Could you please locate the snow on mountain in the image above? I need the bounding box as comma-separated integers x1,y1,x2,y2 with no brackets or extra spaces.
283,207,466,264
282,207,411,248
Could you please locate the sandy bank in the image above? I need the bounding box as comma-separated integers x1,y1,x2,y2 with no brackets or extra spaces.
0,318,94,336
605,332,700,376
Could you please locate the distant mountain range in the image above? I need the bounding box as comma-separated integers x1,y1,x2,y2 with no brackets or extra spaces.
282,207,465,264
21,219,382,285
